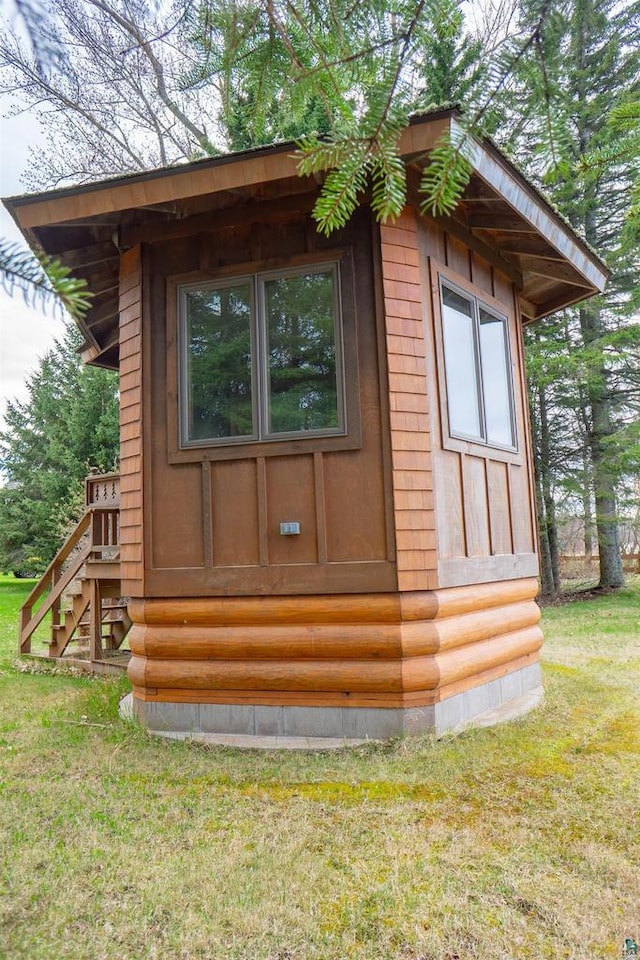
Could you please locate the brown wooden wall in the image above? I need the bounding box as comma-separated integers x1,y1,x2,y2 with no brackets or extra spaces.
119,246,145,595
119,196,538,600
380,209,437,592
137,206,396,598
416,217,538,589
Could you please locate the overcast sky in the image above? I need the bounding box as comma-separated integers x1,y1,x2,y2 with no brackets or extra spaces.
0,106,66,431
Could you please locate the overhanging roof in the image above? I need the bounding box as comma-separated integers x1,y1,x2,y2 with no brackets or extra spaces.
4,108,608,369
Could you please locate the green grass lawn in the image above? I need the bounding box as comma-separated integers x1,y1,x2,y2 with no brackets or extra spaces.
0,574,638,960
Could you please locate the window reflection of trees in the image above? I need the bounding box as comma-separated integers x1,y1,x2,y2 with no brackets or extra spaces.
265,271,338,434
440,280,515,449
186,284,253,441
181,266,341,445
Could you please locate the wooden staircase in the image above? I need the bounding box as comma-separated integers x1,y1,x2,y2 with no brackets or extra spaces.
19,472,131,674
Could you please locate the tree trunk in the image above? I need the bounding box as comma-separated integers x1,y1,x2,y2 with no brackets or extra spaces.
536,475,557,598
582,451,593,559
569,0,626,589
530,378,559,598
578,303,625,588
538,385,561,592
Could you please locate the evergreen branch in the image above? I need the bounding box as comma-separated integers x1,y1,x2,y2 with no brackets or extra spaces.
370,148,407,222
282,0,350,105
0,241,92,319
419,136,472,216
364,0,428,149
310,144,369,234
473,0,554,131
261,31,415,85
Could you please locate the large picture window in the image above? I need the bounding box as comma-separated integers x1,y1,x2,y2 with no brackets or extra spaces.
440,279,515,448
179,263,345,447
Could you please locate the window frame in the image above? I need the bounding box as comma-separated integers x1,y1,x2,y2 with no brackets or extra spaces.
434,269,520,458
166,249,361,464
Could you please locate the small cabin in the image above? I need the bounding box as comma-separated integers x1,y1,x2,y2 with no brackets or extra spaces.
6,109,608,740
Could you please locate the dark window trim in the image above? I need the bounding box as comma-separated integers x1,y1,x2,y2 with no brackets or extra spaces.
166,248,362,464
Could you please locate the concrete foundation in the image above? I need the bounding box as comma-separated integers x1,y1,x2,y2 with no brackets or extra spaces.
125,662,543,747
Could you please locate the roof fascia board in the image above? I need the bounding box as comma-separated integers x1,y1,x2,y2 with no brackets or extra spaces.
2,108,609,297
396,114,452,157
5,143,301,230
5,112,454,233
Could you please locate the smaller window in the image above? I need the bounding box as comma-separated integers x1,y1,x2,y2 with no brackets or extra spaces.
440,280,515,449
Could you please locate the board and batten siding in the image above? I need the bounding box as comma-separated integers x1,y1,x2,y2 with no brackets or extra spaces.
139,208,397,598
118,246,145,596
416,216,539,589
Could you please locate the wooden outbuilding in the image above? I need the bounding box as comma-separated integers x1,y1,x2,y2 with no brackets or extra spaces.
6,109,608,739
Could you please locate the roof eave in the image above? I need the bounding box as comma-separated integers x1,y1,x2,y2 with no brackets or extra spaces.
450,118,609,292
2,109,608,334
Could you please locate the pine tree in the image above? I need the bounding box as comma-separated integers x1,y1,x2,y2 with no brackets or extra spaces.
513,0,640,589
0,239,92,319
0,321,119,573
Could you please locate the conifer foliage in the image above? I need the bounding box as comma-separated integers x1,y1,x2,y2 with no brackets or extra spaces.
0,240,92,319
513,0,640,591
1,0,544,222
0,323,119,574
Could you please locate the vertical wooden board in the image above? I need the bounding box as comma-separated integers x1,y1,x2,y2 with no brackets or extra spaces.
258,219,308,260
202,225,253,270
470,253,494,296
119,246,143,589
434,449,465,559
492,269,513,307
486,460,513,555
324,448,388,561
509,463,535,554
151,234,200,277
151,463,205,568
462,455,490,557
266,455,318,564
445,233,471,280
211,460,260,567
418,218,446,261
320,210,390,564
512,297,538,557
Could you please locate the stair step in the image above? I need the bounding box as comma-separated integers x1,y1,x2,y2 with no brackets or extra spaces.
51,603,127,630
51,631,118,643
65,583,86,598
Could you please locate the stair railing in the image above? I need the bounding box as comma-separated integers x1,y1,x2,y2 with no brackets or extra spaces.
19,472,122,655
86,471,120,562
19,512,93,654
